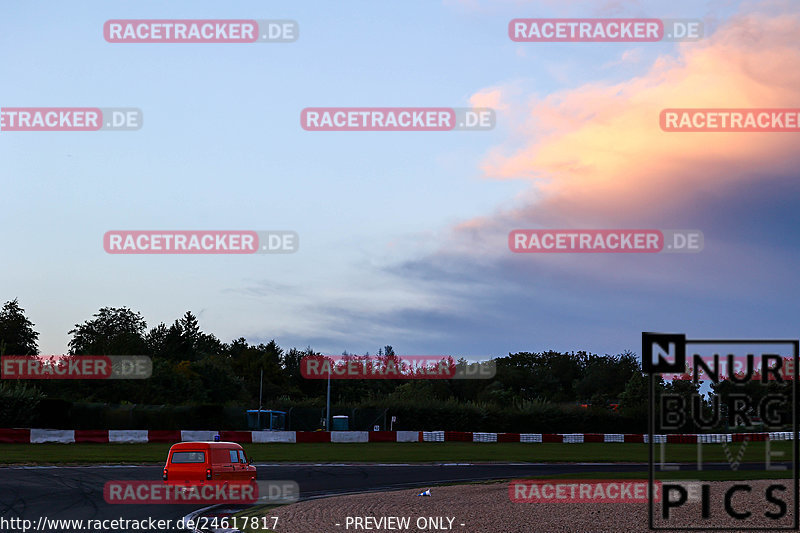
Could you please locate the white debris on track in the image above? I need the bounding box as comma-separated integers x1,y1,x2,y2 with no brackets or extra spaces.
266,480,793,533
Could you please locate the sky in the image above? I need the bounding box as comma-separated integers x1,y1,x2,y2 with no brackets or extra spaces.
2,0,799,361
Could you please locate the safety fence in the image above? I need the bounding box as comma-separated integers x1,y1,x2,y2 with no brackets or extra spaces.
0,429,793,444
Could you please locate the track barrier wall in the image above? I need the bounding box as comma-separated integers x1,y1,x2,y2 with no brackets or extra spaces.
0,429,793,443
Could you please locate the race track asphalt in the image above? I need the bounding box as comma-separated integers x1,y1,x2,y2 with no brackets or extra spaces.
0,462,787,532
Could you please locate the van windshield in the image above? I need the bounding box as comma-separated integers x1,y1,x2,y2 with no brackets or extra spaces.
170,451,206,463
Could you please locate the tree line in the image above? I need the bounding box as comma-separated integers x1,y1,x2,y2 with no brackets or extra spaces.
0,299,646,407
0,298,786,433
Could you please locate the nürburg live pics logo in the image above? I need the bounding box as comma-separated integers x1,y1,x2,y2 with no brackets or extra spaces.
643,332,799,530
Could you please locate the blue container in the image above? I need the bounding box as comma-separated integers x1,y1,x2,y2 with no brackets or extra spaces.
246,410,286,430
331,415,349,431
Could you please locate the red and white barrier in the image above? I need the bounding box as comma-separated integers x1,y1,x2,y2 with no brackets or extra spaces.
331,431,369,443
0,429,793,444
421,431,794,443
396,431,419,442
473,432,497,443
181,430,218,441
31,429,75,443
252,430,296,443
422,431,444,442
109,430,149,443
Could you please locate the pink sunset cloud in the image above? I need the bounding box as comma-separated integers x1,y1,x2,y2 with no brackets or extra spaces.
467,5,800,231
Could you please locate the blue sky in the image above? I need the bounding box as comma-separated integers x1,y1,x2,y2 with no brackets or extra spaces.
2,0,798,360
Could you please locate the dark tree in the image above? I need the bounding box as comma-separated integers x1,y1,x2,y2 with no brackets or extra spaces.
68,307,148,355
0,299,39,355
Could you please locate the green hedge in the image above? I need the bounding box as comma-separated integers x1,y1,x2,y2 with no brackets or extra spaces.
0,382,45,426
23,401,246,430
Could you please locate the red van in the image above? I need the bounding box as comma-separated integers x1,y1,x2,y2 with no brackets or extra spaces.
162,441,256,485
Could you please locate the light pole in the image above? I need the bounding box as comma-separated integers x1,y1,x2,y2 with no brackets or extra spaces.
325,360,331,430
258,367,263,429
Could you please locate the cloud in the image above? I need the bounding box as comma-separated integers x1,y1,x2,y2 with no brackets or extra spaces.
602,48,644,68
250,2,800,356
361,2,800,353
470,5,800,230
469,88,509,111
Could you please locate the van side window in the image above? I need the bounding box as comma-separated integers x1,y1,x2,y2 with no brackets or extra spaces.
229,450,239,463
170,451,205,463
238,450,246,463
211,449,231,463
